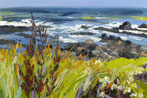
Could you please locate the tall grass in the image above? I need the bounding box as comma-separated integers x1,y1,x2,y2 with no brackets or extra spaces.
0,14,146,98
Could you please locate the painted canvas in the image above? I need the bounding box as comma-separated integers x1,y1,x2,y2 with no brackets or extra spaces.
0,0,146,98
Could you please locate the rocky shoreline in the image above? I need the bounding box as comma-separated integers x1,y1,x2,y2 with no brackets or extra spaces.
61,34,147,61
88,21,147,38
0,26,30,34
94,27,147,38
0,21,147,61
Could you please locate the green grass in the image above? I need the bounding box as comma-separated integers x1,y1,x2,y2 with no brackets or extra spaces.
0,43,146,98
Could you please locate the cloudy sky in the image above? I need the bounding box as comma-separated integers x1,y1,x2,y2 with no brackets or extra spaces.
0,0,146,8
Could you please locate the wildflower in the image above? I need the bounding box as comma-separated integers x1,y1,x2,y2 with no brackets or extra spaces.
127,80,130,85
129,77,134,82
99,76,110,83
99,78,103,83
127,87,131,93
135,68,144,75
104,76,109,80
117,78,120,84
138,93,143,98
99,92,105,97
124,87,131,93
135,70,142,75
95,60,101,64
130,93,137,97
103,76,110,82
118,86,124,91
111,84,117,90
131,83,137,88
111,84,114,90
130,72,134,76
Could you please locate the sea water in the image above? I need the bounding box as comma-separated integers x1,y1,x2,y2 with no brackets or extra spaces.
0,7,147,48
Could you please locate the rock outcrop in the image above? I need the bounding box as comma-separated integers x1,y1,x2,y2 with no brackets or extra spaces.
81,25,89,29
139,23,147,28
119,21,132,30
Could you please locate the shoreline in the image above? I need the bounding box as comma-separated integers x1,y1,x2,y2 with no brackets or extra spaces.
0,21,147,61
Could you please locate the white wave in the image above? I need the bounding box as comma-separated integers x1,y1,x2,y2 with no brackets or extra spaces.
45,22,147,45
134,27,147,31
66,16,75,19
0,19,53,27
105,22,147,31
44,22,102,44
102,22,147,36
132,24,138,28
0,19,146,45
119,30,147,35
120,36,128,40
46,23,93,35
132,24,147,31
95,17,107,19
101,31,147,45
105,22,122,28
59,35,101,43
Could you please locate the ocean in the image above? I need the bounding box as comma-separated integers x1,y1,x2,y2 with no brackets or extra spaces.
0,7,147,50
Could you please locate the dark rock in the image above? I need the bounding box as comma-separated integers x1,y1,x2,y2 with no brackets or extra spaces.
77,49,94,57
81,25,89,29
101,33,108,40
125,40,132,46
84,44,96,50
94,27,118,32
138,23,147,28
70,32,95,35
118,48,139,59
116,37,122,41
88,51,94,57
119,51,132,59
81,49,88,55
0,26,30,34
108,35,116,40
94,26,147,38
119,21,132,30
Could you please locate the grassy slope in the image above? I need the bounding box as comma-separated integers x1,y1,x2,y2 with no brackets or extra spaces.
0,45,146,98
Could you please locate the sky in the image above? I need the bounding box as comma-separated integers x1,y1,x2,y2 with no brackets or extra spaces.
0,0,147,8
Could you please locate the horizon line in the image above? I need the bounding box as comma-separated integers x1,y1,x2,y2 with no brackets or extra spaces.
0,6,147,9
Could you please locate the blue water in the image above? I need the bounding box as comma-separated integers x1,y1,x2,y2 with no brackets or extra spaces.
0,7,147,23
0,7,147,46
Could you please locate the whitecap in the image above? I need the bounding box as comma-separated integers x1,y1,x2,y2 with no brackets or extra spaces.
95,17,107,19
59,35,101,43
0,19,53,27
